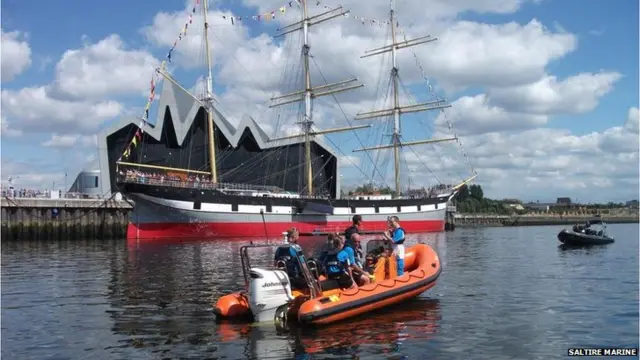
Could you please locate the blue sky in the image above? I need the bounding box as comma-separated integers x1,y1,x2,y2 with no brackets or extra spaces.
1,0,638,202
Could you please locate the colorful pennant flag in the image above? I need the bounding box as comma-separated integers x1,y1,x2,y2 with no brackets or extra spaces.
222,0,393,28
120,0,202,161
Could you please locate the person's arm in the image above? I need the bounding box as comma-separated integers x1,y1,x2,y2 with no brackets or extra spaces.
347,248,369,276
391,228,405,243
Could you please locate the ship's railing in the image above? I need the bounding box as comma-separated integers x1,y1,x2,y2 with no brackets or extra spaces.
117,175,285,193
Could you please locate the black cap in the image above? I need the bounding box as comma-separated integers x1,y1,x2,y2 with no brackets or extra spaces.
352,215,362,224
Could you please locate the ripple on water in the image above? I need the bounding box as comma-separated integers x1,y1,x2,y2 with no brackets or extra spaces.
2,225,638,359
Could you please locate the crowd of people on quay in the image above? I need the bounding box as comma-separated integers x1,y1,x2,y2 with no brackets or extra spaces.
119,169,208,184
1,187,50,198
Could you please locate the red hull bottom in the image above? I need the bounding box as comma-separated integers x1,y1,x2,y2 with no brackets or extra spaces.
127,220,445,240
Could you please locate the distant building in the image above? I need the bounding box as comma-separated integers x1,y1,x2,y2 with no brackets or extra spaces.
626,200,639,208
525,202,553,212
556,197,572,205
68,169,103,197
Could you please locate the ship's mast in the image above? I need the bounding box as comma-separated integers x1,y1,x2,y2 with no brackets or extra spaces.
269,0,371,196
390,2,401,199
353,0,457,198
203,0,218,183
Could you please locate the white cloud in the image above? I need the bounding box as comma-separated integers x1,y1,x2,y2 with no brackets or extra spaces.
1,114,23,138
411,19,577,91
1,33,161,135
624,106,639,134
404,108,639,202
41,134,97,148
1,86,123,134
489,71,622,114
1,28,32,82
49,34,160,100
434,72,622,136
435,94,548,135
0,159,67,191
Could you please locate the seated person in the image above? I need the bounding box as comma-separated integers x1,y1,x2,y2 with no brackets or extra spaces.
273,228,307,289
316,233,338,274
344,233,372,286
322,236,357,290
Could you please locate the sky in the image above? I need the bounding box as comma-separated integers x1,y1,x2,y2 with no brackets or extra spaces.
1,0,638,203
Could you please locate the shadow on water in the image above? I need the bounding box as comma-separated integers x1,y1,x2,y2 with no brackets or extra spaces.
215,298,441,359
557,243,613,252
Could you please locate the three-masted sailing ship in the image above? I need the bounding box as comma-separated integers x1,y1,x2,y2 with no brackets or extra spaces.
114,0,476,239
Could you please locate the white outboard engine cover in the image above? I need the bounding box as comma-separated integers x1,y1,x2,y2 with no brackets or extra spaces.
248,268,294,323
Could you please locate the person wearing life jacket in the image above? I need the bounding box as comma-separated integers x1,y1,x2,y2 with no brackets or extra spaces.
317,232,337,273
345,233,371,286
322,236,356,289
382,216,406,276
273,227,307,289
344,215,362,242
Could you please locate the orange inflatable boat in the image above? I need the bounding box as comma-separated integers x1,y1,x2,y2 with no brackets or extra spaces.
213,239,442,326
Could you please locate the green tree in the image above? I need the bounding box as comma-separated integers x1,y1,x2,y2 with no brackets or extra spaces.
469,184,484,200
457,184,470,202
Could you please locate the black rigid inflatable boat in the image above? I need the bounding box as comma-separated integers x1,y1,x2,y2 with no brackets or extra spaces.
557,219,614,246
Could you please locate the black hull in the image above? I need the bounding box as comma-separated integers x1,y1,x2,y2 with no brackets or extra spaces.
557,229,614,246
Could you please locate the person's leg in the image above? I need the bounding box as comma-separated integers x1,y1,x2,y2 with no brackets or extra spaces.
396,256,405,276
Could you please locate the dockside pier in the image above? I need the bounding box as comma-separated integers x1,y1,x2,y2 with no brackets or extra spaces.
1,197,132,241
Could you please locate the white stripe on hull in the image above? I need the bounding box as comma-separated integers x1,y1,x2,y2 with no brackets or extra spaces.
128,193,447,224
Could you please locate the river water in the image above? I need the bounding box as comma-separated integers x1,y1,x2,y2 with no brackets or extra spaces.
2,224,638,359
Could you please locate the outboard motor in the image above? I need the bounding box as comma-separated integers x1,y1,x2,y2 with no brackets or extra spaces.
248,268,294,323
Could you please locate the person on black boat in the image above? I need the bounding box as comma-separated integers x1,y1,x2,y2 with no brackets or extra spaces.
323,236,356,289
382,216,406,276
273,227,307,289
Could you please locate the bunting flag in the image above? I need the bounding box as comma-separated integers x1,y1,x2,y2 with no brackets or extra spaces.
397,25,476,174
222,0,393,28
120,0,201,161
167,0,200,63
119,64,166,162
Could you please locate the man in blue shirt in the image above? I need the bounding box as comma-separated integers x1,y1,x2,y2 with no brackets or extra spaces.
323,236,356,289
344,233,371,286
382,216,406,276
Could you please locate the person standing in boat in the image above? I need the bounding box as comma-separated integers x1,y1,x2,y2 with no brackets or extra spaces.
344,215,364,264
382,216,406,276
323,236,356,289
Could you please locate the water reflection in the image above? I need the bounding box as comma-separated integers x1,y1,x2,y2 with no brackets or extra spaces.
215,298,441,359
3,225,636,359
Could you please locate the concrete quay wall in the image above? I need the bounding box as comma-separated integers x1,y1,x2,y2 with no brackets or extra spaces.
1,197,133,241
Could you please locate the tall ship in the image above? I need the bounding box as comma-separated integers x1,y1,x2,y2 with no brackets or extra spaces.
106,0,477,239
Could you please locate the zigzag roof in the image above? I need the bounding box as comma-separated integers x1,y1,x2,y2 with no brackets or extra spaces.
97,79,342,194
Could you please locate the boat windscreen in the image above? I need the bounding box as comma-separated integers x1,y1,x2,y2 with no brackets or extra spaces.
366,239,391,254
